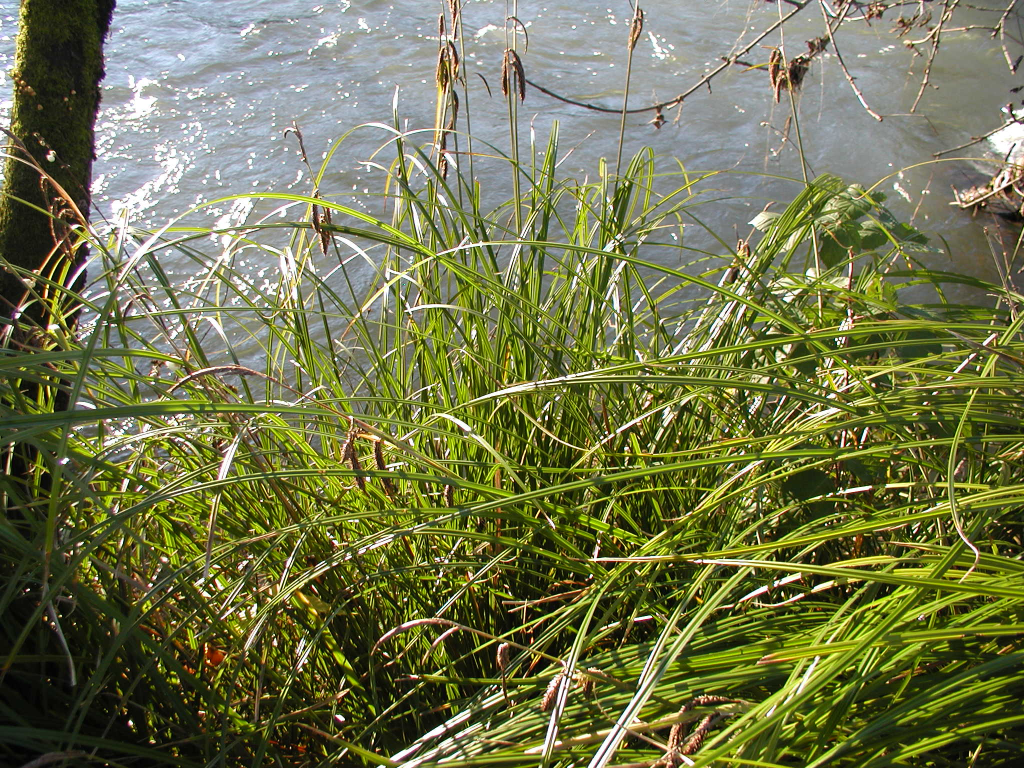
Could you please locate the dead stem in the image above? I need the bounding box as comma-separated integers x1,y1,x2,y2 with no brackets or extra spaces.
818,0,883,121
909,0,961,113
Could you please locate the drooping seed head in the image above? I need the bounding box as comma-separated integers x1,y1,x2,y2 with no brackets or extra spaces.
540,671,565,712
628,6,644,52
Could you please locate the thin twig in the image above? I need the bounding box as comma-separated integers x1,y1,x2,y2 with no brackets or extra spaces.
818,0,883,120
523,1,811,117
910,0,960,113
933,115,1023,157
522,76,663,114
996,0,1020,72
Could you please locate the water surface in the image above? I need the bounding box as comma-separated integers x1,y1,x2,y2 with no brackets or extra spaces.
1,1,1021,288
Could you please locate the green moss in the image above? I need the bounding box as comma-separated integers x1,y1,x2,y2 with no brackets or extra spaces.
0,0,115,311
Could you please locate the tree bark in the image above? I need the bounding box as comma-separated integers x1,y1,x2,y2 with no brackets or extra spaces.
0,1,116,520
0,0,116,322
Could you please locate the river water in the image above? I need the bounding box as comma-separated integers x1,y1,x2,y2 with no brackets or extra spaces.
1,0,1022,290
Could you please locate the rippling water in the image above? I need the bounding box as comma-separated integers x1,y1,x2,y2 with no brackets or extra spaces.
1,1,1021,286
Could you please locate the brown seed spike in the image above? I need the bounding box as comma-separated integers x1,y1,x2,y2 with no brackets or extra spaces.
319,224,330,256
690,694,734,708
373,440,397,499
500,50,511,98
438,11,446,39
497,641,511,702
786,54,810,93
448,0,460,36
666,714,688,753
449,88,460,126
343,430,366,492
513,53,526,102
443,482,455,507
628,6,644,52
311,204,329,255
578,667,601,696
447,42,460,81
682,714,718,755
663,704,688,765
436,47,449,91
501,49,526,103
769,48,785,102
438,125,450,179
540,671,565,712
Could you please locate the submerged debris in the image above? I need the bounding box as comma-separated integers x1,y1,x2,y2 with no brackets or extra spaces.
767,40,828,103
953,106,1024,219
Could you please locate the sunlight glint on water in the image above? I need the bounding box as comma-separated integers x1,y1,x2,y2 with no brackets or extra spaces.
0,0,1021,293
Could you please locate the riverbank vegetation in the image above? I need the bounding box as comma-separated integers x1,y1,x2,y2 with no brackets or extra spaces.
3,2,1024,767
3,120,1023,766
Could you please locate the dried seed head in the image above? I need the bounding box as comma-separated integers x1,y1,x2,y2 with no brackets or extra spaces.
343,430,366,492
373,439,398,499
578,667,601,696
540,671,565,712
786,54,810,92
318,222,330,255
436,47,449,90
451,41,460,74
807,36,828,56
435,41,459,91
501,49,526,102
443,482,455,507
448,0,460,35
769,48,784,102
438,11,446,38
448,89,459,126
682,714,718,755
736,239,751,261
628,6,644,52
664,696,733,760
496,642,510,672
311,204,330,255
689,694,733,708
666,718,687,753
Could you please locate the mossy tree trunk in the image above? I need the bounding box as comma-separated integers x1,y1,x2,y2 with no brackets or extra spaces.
0,8,117,736
0,0,116,322
0,1,115,517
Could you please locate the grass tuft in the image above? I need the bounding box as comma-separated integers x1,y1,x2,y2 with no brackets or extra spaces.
2,118,1023,767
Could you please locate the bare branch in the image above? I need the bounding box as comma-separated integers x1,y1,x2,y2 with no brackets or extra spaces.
995,0,1019,72
523,2,812,118
909,0,961,113
934,112,1024,157
818,0,883,120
